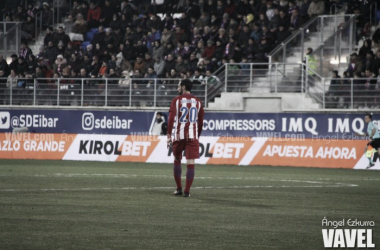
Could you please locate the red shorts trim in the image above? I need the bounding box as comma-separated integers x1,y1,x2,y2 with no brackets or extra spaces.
172,139,200,160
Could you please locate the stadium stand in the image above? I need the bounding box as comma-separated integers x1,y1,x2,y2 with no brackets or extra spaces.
0,0,379,108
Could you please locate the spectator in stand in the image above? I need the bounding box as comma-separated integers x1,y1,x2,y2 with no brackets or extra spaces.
308,0,324,30
89,56,102,77
182,41,193,59
110,14,121,32
154,56,166,77
134,56,146,75
300,0,311,22
278,10,290,29
64,42,76,61
238,25,251,49
196,12,210,31
44,41,59,64
72,13,87,39
202,40,215,59
68,53,82,73
98,61,108,78
0,55,9,76
134,40,149,59
164,54,176,75
243,38,256,61
41,2,53,29
21,16,35,39
364,51,374,72
173,26,189,45
358,39,372,61
19,43,33,60
289,8,303,31
17,57,28,76
152,40,165,61
276,24,291,45
347,53,364,77
87,2,101,29
54,26,71,47
9,54,19,73
147,27,162,51
6,69,18,92
175,56,187,74
99,0,115,26
161,27,174,46
84,44,94,59
144,53,155,73
44,27,55,47
373,22,380,45
372,51,380,77
53,55,67,75
92,26,106,47
188,53,199,72
64,15,75,34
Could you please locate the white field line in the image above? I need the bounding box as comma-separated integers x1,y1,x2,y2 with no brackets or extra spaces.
0,173,369,183
0,173,359,188
0,173,358,192
0,184,358,192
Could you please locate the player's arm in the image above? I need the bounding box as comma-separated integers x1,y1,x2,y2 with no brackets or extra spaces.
355,132,367,136
167,99,176,148
355,128,375,138
197,103,204,138
369,128,376,140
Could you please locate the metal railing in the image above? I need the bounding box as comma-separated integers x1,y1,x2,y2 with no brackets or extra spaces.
310,15,356,77
0,77,207,108
0,65,378,110
268,15,355,68
317,77,380,109
0,22,22,57
34,11,43,40
205,62,380,110
370,1,378,28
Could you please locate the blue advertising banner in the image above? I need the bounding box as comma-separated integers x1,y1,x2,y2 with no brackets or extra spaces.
202,113,378,139
0,109,377,138
0,109,155,135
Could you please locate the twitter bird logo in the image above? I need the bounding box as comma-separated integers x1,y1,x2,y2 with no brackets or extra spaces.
0,112,10,129
1,116,7,124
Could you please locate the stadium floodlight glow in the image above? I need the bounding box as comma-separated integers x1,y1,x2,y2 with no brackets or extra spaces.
329,58,347,65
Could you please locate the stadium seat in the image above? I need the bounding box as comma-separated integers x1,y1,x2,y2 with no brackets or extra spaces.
86,31,95,42
376,11,380,23
90,28,99,34
81,41,90,50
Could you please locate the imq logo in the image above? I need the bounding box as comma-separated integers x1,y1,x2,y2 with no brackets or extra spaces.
0,112,10,129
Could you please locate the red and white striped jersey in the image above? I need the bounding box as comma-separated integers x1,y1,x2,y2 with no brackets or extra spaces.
167,93,205,140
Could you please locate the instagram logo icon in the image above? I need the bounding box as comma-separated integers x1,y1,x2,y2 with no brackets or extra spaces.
82,113,94,130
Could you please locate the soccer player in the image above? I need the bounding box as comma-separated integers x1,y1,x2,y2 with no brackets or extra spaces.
167,79,204,197
357,114,380,169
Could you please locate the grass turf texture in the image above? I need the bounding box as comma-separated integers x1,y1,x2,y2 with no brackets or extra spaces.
0,160,379,250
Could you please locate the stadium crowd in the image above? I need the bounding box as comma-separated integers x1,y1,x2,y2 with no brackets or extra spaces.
0,0,379,106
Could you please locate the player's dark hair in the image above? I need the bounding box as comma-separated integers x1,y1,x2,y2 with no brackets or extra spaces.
157,112,163,116
180,79,193,91
365,114,373,120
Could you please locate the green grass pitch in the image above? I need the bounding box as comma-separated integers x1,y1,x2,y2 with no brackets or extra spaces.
0,160,379,249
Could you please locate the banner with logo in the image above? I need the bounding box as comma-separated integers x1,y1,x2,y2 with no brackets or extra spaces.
0,110,155,134
0,133,376,170
0,109,379,138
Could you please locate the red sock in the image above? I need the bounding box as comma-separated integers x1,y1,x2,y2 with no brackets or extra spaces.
173,161,182,189
184,164,195,193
